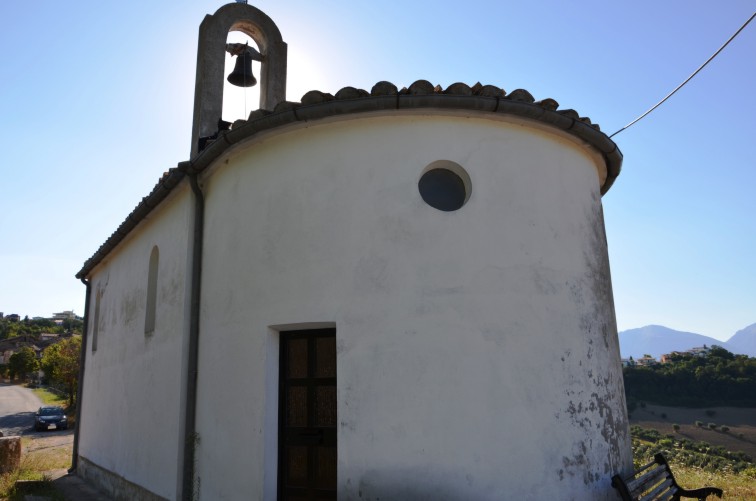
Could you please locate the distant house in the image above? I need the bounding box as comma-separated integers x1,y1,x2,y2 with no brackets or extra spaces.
39,333,60,344
687,345,711,357
620,358,633,367
635,355,657,367
52,311,77,325
659,351,682,363
52,311,76,321
0,337,41,364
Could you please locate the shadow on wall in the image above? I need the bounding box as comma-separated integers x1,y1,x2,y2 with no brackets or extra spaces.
351,468,501,500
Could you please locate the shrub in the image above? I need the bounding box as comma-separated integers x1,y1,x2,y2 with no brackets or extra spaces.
630,424,756,476
672,424,680,432
695,421,703,427
733,461,750,473
738,433,745,439
712,445,727,456
707,423,717,430
720,425,729,433
744,466,756,479
630,425,661,442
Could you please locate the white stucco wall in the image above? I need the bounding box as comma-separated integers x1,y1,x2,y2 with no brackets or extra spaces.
194,114,631,500
79,185,194,500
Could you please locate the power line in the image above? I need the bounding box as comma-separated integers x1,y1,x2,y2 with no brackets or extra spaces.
610,11,756,139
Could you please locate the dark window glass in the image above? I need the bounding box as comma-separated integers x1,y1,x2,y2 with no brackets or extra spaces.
418,168,467,211
315,386,337,427
287,386,308,427
288,339,308,379
315,336,336,378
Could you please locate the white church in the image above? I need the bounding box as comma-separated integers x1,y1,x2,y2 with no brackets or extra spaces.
73,3,632,500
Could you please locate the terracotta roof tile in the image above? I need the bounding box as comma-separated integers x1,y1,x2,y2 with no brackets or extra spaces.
507,89,535,103
371,81,398,96
444,83,473,96
334,86,370,100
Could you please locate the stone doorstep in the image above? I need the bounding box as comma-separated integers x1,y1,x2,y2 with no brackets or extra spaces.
14,479,53,501
14,479,48,489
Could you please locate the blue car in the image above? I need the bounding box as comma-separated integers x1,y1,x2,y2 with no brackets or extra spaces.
34,406,68,431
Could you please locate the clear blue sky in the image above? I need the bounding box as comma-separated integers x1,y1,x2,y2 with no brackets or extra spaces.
1,1,754,341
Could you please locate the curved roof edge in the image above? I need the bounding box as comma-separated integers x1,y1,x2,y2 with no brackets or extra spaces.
76,80,622,279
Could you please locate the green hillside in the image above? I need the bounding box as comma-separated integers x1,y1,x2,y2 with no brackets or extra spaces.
623,346,756,407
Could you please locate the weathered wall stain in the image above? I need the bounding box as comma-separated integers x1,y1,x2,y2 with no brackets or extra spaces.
555,195,631,487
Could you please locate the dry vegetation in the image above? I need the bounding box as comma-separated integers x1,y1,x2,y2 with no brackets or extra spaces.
673,466,756,501
630,404,756,458
631,404,756,499
0,433,72,500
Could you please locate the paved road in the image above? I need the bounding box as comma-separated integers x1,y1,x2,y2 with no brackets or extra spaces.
0,384,106,500
0,382,43,436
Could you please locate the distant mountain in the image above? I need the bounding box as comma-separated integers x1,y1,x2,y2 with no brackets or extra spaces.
727,323,756,358
618,325,733,359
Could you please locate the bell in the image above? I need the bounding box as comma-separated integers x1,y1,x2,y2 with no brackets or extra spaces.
227,51,257,87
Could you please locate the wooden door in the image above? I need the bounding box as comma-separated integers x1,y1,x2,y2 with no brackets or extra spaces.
278,329,337,500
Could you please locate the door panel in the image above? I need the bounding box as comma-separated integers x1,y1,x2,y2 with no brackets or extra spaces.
279,329,337,500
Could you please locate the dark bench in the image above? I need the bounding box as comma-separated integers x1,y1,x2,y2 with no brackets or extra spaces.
611,453,723,500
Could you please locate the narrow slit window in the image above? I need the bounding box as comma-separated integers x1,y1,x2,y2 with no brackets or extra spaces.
145,246,159,335
92,290,101,352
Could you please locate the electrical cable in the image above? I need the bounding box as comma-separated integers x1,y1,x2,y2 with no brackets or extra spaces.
610,11,756,139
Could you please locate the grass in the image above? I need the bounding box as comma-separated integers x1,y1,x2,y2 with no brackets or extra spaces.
0,439,70,500
631,420,756,500
31,387,68,406
0,384,71,499
630,404,756,501
630,404,756,462
672,464,756,500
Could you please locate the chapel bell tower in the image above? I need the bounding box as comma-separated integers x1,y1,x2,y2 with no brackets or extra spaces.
190,2,287,158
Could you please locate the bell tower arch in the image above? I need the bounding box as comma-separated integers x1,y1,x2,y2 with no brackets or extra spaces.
190,3,287,158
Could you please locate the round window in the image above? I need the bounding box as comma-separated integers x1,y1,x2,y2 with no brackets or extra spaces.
418,161,471,212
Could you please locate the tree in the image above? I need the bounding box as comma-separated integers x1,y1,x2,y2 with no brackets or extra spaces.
41,336,81,406
61,317,83,334
8,346,39,380
623,347,756,407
